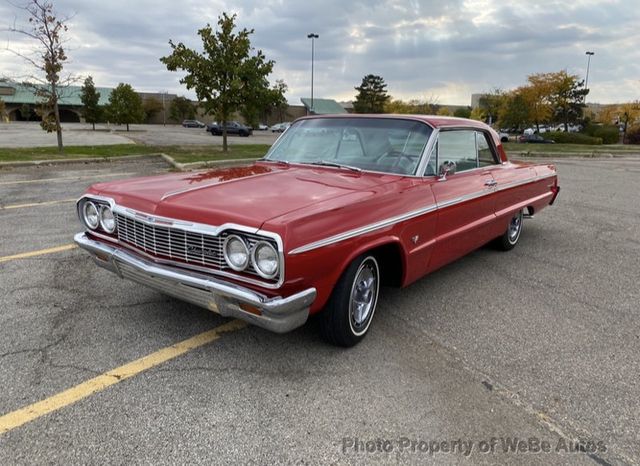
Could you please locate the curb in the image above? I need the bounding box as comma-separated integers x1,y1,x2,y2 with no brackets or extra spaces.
0,153,259,171
175,157,260,170
0,153,164,168
507,151,639,159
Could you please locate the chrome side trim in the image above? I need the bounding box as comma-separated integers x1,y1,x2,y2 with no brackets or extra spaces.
416,128,440,177
288,203,438,255
435,189,493,209
289,172,557,255
77,195,285,289
496,173,556,192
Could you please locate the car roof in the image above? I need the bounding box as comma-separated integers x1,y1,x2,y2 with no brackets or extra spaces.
295,114,494,131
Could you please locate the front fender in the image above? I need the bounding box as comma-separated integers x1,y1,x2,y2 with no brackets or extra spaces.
286,235,408,314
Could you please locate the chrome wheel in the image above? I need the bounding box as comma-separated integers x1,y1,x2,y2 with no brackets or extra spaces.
507,210,523,244
349,256,379,336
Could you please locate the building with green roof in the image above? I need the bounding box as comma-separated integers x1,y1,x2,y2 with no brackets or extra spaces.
0,81,176,123
300,98,348,115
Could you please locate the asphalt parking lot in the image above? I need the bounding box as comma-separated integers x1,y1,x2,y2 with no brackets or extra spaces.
0,122,279,148
0,157,639,464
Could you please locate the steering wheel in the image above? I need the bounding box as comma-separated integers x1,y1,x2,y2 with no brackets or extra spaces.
377,150,415,170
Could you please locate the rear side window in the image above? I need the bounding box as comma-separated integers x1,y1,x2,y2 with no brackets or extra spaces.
438,130,477,172
477,132,499,167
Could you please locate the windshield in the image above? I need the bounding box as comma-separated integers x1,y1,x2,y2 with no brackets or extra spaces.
264,118,433,175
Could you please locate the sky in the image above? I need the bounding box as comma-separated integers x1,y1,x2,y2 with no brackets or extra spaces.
1,0,638,106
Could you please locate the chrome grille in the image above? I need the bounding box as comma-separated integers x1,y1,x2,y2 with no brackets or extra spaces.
113,213,278,282
115,213,225,268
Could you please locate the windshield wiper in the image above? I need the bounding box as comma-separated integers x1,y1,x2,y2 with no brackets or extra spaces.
260,158,290,165
306,160,362,172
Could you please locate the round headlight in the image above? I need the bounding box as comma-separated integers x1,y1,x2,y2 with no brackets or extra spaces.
82,201,99,230
251,241,279,279
99,205,116,233
223,235,249,271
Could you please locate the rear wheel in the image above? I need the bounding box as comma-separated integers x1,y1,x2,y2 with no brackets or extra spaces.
495,209,523,251
320,255,380,347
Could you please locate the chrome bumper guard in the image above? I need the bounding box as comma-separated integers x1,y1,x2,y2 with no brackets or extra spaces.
74,233,316,333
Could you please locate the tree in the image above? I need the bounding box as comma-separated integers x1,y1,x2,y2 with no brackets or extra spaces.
107,83,144,131
80,76,101,130
353,74,389,113
469,107,486,121
619,101,640,138
143,97,164,123
270,79,289,123
0,98,6,122
169,96,196,122
161,13,275,151
437,106,453,116
453,107,471,118
384,98,412,114
478,89,506,125
545,71,588,131
8,0,74,153
499,89,530,131
522,76,553,132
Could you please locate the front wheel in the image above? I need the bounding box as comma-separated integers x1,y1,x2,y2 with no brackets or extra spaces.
495,209,523,251
320,255,380,347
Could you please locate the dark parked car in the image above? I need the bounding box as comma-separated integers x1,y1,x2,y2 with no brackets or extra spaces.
518,134,555,144
208,121,252,137
182,120,205,128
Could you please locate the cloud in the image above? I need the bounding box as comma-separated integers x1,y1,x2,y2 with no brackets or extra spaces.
0,0,638,105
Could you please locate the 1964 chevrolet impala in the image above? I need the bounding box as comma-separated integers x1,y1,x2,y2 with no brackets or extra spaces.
75,115,559,346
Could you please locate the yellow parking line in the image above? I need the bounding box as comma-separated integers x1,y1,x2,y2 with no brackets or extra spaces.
0,172,135,186
0,319,247,435
0,244,77,263
0,198,76,210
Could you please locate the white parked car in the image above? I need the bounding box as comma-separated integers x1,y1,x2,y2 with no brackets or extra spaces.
270,122,291,133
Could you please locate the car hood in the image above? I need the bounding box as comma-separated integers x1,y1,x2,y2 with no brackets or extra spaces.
88,162,397,231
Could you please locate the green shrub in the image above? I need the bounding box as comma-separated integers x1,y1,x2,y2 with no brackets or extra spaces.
541,132,602,145
625,126,640,145
584,124,620,144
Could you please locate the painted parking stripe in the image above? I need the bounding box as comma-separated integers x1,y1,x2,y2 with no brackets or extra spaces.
0,198,76,210
0,244,77,263
0,172,135,186
0,319,247,435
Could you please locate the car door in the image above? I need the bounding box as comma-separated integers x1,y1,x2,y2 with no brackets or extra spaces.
427,129,498,272
481,131,538,230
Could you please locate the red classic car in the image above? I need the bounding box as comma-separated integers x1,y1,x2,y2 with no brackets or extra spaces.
75,115,559,346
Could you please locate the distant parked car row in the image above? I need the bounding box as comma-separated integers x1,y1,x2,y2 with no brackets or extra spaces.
182,119,290,137
206,121,252,137
270,122,291,133
518,134,555,144
182,120,205,128
523,124,582,135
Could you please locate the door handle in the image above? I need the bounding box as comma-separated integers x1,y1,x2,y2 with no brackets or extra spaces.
484,179,497,187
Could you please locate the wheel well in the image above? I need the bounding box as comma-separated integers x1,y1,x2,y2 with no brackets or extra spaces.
369,243,404,287
525,206,535,216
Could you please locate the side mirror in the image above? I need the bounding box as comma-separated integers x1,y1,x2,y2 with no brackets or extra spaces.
438,161,456,181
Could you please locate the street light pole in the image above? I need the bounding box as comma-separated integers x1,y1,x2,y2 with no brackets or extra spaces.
307,33,319,113
585,51,595,97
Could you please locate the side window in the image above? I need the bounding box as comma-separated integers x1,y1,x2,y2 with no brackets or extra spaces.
438,130,477,173
477,132,498,167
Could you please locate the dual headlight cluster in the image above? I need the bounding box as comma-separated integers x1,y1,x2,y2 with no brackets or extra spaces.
80,200,116,234
223,234,279,280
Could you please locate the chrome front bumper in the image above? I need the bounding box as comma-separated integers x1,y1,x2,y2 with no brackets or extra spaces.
74,233,316,333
